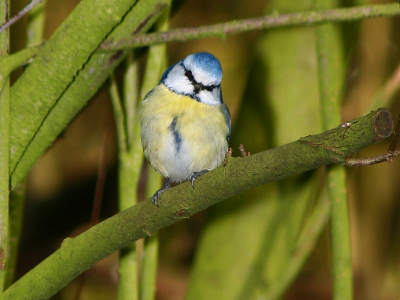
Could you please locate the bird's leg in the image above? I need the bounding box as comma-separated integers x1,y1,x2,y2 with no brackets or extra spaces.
189,170,208,188
152,178,172,206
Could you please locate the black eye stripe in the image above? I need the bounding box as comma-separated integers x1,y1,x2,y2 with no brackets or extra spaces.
184,69,216,92
185,70,195,82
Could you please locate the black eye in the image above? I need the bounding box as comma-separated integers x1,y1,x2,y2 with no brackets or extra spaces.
205,85,214,92
185,70,194,80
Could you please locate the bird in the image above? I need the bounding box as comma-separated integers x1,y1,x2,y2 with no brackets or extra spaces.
139,52,231,205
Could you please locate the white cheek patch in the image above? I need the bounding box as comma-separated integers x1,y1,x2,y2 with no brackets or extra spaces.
164,65,193,95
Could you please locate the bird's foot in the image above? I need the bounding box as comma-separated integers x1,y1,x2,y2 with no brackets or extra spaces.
189,170,208,188
223,148,233,166
151,178,172,206
225,147,233,159
239,144,250,157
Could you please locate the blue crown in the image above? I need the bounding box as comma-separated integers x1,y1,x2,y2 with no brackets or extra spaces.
191,52,222,79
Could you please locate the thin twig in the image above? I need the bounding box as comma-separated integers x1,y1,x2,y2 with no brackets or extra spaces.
100,3,400,51
340,150,400,166
5,3,400,74
0,0,45,34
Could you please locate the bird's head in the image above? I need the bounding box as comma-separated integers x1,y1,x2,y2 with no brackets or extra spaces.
160,52,223,106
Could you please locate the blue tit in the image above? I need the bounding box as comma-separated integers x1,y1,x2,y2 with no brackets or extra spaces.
139,52,231,205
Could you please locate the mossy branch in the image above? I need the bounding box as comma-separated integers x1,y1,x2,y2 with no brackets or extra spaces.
0,108,394,300
101,3,400,51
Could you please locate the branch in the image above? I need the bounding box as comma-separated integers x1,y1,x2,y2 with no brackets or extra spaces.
339,130,400,166
0,45,42,84
0,108,393,300
100,3,400,51
0,0,45,34
7,3,400,78
341,150,400,166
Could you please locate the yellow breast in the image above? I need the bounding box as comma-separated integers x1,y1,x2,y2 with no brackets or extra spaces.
139,85,229,182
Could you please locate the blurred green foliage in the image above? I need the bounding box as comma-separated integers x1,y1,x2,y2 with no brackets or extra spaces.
5,0,400,299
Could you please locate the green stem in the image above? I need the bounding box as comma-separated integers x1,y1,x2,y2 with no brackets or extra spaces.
118,240,139,300
141,166,162,300
314,0,353,298
100,3,400,51
4,183,25,290
0,108,392,300
25,0,46,47
0,0,9,292
3,1,45,290
0,46,42,83
116,52,141,300
109,73,128,153
137,11,169,298
327,165,352,299
117,149,141,300
123,52,139,147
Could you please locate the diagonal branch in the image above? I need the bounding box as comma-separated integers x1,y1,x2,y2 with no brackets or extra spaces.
100,3,400,51
0,108,393,300
5,3,400,73
0,0,44,34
